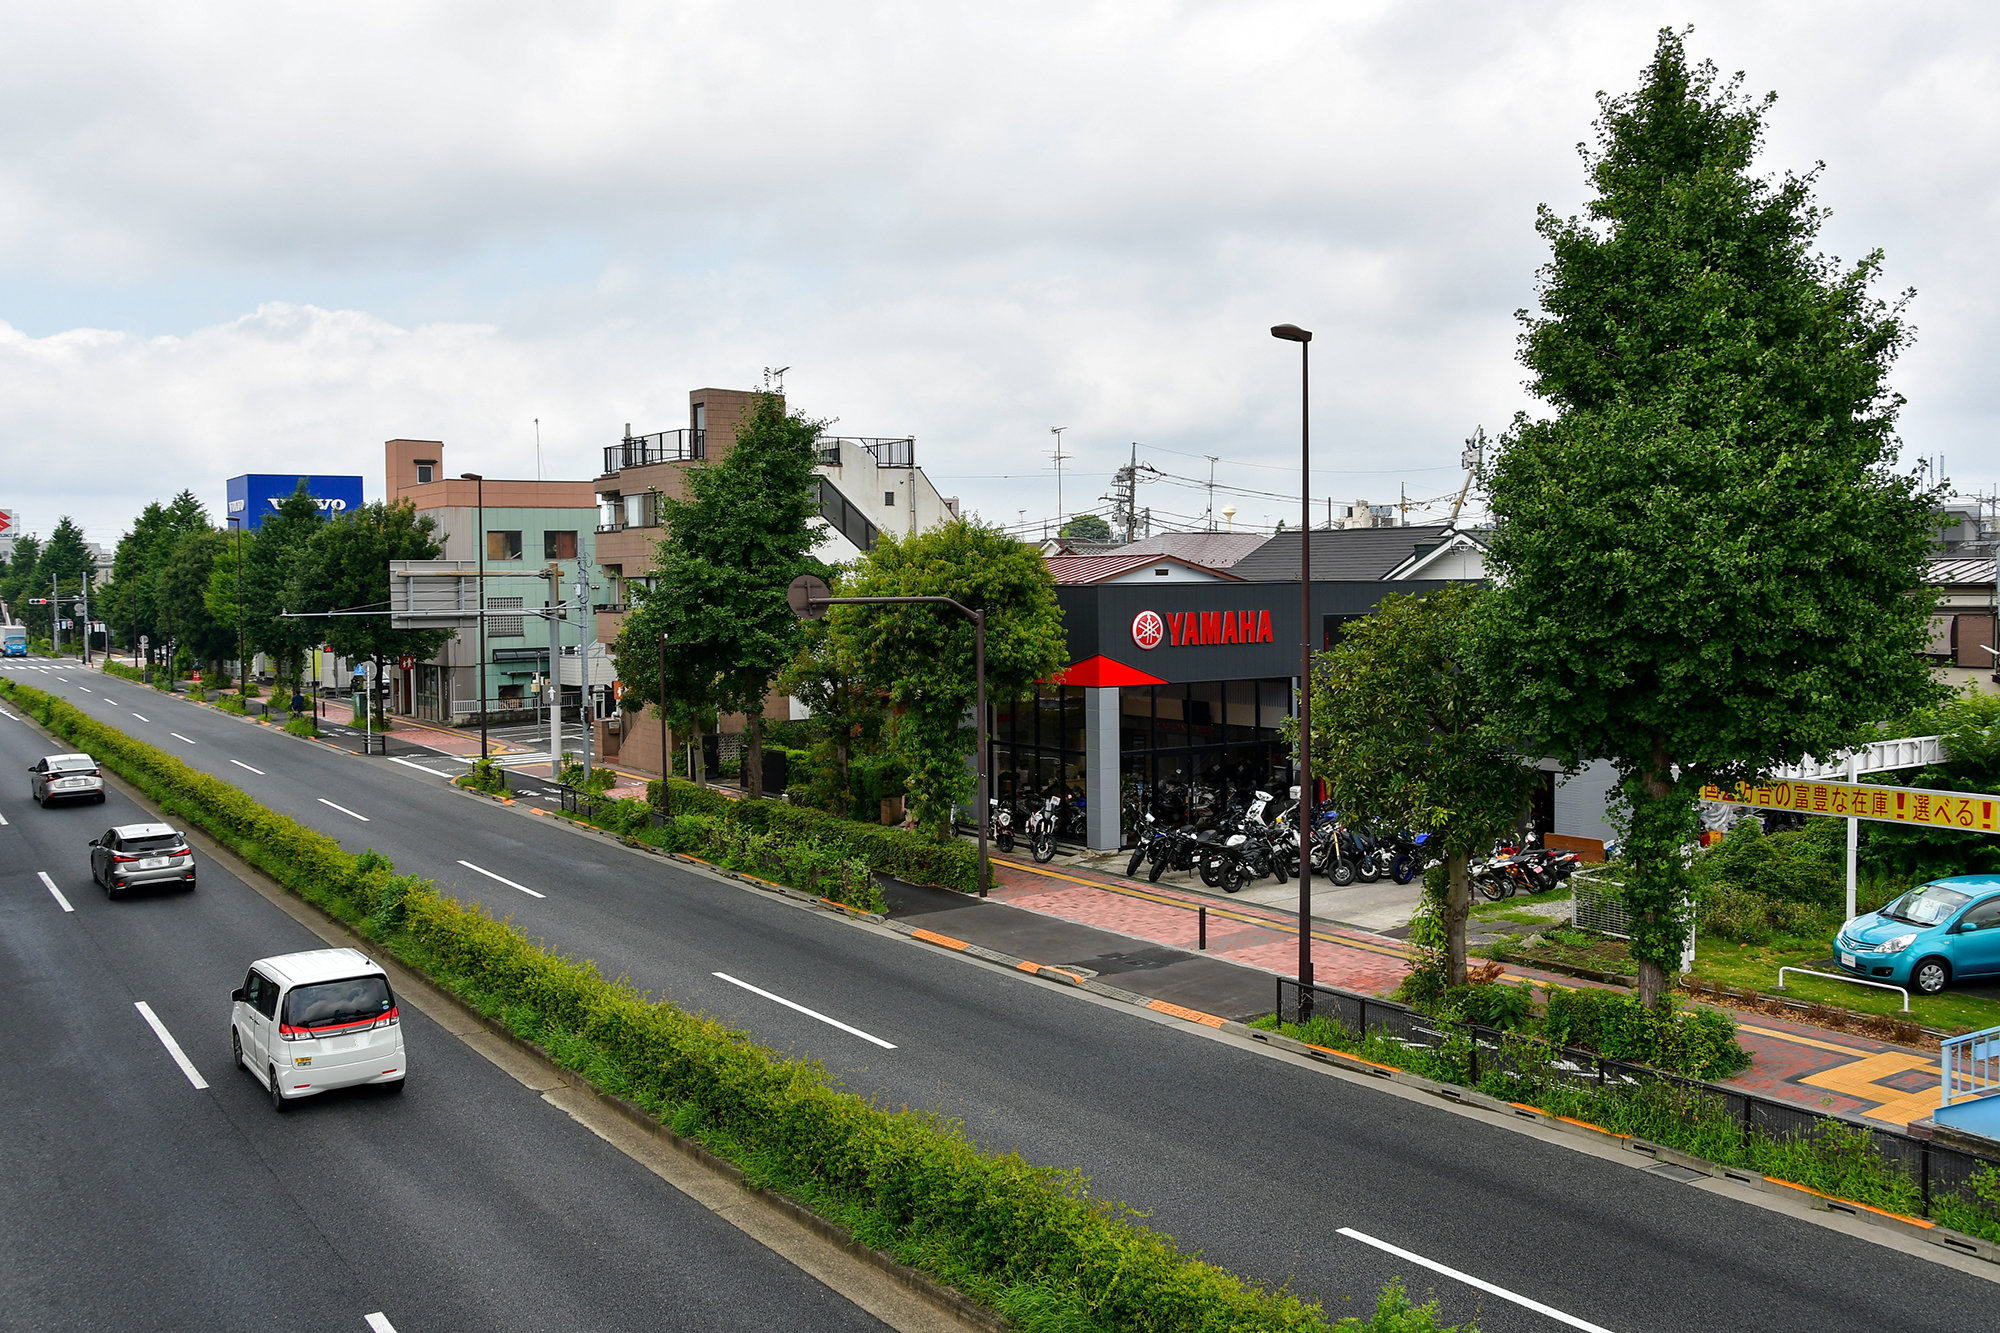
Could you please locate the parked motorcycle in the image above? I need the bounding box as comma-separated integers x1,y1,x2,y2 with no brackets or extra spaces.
1023,795,1062,863
1127,812,1166,877
989,797,1014,854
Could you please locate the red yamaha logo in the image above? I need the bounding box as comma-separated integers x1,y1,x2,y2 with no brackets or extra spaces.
1132,610,1165,650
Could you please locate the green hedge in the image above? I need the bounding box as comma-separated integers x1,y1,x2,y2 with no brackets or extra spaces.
102,659,146,685
581,800,885,914
1541,988,1750,1080
0,674,1458,1333
642,778,980,893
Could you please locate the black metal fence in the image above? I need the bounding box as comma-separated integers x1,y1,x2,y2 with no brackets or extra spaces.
1276,975,2000,1228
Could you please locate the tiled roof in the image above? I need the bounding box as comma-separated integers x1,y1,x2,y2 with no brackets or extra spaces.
1230,525,1455,581
1043,553,1239,584
1108,532,1270,569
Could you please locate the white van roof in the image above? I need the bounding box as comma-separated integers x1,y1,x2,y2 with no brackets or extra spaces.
256,947,384,987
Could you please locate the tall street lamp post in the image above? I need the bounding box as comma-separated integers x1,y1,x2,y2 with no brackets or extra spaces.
226,515,247,698
461,472,488,760
1271,321,1315,1016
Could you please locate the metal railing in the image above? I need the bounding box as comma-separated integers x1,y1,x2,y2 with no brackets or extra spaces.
1571,874,1632,939
1773,734,1946,781
1777,965,1910,1012
1273,975,2000,1226
816,436,916,468
604,428,704,474
1943,1025,2000,1108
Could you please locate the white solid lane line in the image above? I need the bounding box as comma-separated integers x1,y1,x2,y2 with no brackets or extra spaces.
134,1001,209,1091
318,798,370,822
711,972,897,1050
364,1313,399,1333
388,756,447,776
131,712,150,722
37,871,73,913
456,860,545,898
230,759,265,775
1336,1229,1614,1333
170,732,197,745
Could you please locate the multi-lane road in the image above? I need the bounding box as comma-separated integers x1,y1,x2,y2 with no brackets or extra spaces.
0,671,901,1332
5,658,1998,1332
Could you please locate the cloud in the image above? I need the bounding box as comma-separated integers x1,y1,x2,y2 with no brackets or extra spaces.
2,1,1997,547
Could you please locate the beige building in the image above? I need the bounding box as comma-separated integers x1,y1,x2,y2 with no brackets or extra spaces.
1927,555,1999,695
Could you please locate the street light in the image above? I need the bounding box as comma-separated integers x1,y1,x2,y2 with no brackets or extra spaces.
788,574,991,897
1271,321,1315,1015
461,472,488,760
226,515,247,698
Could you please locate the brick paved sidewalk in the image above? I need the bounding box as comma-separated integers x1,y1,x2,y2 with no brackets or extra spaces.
985,852,1948,1130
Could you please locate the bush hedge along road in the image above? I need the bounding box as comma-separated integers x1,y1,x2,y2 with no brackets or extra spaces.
0,676,1465,1333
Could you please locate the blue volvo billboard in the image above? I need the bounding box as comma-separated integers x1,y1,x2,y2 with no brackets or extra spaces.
224,474,365,531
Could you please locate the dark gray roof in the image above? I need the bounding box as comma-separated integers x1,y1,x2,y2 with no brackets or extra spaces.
1108,532,1270,569
1230,525,1455,581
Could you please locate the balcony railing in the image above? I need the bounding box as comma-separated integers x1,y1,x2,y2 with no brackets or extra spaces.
604,428,704,475
816,436,916,468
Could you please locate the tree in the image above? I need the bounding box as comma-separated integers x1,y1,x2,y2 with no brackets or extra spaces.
1,536,43,638
161,528,234,671
41,516,92,590
1471,30,1945,1005
1308,586,1537,990
289,501,450,724
611,393,827,798
778,600,887,814
241,483,332,687
1059,513,1113,542
832,520,1067,838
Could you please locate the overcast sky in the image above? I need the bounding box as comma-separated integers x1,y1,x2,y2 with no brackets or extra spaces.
3,2,1995,551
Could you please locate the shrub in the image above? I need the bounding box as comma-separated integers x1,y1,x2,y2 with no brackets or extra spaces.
102,659,145,685
459,756,507,795
214,693,249,716
1441,980,1534,1031
285,715,319,739
1542,987,1749,1079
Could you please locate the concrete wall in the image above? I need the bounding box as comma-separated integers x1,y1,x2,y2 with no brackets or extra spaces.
1555,759,1621,848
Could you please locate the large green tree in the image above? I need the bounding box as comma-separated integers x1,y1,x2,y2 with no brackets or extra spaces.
1,536,44,638
288,501,450,724
1471,30,1945,1004
241,483,330,686
832,520,1067,839
1308,586,1538,990
161,527,234,671
611,393,827,798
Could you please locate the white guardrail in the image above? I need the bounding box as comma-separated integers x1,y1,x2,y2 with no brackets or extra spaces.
1771,735,1945,781
1777,965,1911,1012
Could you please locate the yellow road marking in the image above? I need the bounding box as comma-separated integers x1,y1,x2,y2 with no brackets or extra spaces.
1146,999,1226,1028
1736,1023,1877,1058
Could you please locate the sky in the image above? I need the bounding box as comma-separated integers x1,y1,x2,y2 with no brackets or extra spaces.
3,1,1996,552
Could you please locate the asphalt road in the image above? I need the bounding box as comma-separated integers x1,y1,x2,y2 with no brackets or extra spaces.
0,681,889,1333
8,659,1999,1332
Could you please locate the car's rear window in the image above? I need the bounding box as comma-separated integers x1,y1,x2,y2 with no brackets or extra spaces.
283,975,394,1031
49,756,96,772
124,834,184,853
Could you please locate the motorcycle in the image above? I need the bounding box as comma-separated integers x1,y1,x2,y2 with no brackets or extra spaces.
1146,823,1202,882
1023,795,1062,863
1197,792,1288,892
1377,829,1430,886
1127,812,1167,877
989,797,1014,854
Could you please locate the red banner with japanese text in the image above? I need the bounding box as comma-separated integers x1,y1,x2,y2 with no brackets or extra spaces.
1700,778,2000,834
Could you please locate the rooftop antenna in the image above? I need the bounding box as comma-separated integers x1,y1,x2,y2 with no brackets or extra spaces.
1205,455,1221,531
1050,427,1069,531
535,417,542,481
763,366,791,394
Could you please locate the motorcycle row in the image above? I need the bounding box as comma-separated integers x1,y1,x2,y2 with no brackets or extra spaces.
1122,789,1433,894
986,787,1584,900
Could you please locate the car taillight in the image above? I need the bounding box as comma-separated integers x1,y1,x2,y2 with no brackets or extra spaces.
112,853,137,863
371,1007,400,1030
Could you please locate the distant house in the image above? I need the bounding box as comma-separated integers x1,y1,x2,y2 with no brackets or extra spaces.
1927,556,1998,694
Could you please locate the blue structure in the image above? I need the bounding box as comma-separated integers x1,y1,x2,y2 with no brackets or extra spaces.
224,474,365,531
1936,1023,2000,1144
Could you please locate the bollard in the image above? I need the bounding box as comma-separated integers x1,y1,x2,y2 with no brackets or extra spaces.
1198,905,1207,951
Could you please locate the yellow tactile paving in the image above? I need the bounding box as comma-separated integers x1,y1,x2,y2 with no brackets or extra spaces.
1799,1051,1941,1127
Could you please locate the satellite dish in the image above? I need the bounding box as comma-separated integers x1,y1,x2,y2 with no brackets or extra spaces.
787,574,831,620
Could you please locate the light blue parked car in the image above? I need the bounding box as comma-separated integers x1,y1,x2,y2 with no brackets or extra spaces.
1836,877,2000,996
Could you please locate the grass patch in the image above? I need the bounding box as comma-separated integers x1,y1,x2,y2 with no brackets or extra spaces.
1693,938,2000,1034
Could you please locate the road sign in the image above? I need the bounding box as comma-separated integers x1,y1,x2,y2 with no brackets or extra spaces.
398,655,416,670
787,574,830,620
140,635,150,649
1702,778,2000,834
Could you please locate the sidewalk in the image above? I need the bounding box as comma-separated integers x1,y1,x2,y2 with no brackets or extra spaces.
976,851,1950,1131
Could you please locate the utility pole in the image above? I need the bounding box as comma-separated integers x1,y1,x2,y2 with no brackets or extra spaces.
1205,456,1220,531
1049,427,1069,533
51,574,60,656
77,573,91,666
542,562,563,769
573,567,594,780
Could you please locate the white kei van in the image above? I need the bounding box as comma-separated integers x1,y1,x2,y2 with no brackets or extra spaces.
230,948,407,1110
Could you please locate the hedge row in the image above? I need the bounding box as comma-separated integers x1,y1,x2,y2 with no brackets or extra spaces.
579,799,886,914
643,776,980,893
0,676,1460,1333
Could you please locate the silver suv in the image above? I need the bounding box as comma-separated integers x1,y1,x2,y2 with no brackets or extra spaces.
90,823,197,897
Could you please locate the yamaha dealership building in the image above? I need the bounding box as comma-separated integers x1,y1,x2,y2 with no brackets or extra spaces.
1000,575,1618,853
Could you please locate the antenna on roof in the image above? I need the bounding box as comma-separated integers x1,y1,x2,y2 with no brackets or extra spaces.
1050,427,1069,531
763,366,791,394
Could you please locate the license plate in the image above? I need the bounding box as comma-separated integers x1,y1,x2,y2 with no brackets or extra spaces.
138,857,169,870
1839,951,1857,969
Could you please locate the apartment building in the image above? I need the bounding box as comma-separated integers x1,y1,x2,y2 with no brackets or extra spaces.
384,439,602,723
591,387,956,775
